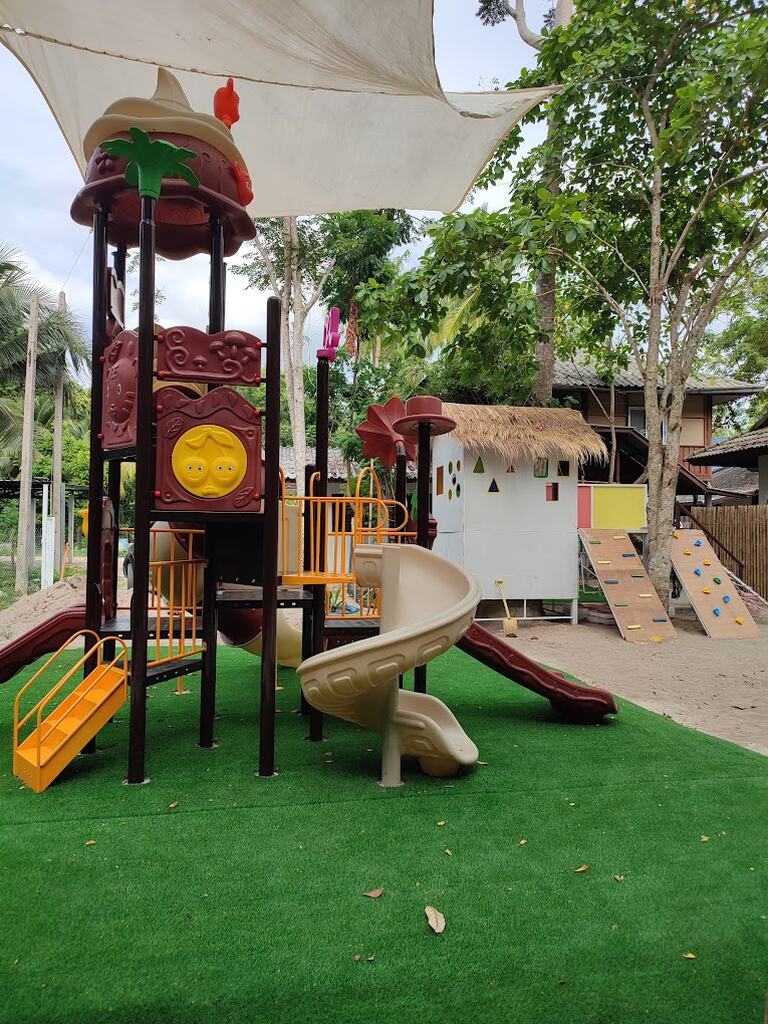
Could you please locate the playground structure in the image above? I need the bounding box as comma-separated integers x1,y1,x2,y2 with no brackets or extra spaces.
6,69,620,794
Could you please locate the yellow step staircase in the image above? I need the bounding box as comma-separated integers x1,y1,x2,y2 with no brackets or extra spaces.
13,631,128,793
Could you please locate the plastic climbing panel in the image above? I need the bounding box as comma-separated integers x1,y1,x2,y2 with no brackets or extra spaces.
579,529,677,643
670,529,759,639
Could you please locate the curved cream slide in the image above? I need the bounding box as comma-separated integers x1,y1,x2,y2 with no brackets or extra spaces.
298,544,481,786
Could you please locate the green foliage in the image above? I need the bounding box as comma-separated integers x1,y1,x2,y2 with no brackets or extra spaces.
101,128,199,199
319,210,415,320
701,260,768,431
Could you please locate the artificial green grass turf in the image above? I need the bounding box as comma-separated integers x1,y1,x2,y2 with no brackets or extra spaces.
1,647,766,1024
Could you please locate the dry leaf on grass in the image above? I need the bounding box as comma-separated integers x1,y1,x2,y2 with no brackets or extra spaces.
168,801,179,810
353,955,361,962
476,760,489,766
84,840,96,847
366,956,375,962
425,906,446,934
518,839,528,846
574,864,590,873
682,952,697,960
436,820,446,827
613,874,625,882
700,835,710,842
363,888,384,899
444,848,453,857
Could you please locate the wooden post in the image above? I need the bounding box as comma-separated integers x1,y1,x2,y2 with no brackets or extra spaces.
15,293,39,596
259,296,281,777
51,290,66,573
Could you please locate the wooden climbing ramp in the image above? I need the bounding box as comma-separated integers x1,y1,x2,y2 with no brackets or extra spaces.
670,529,759,639
579,529,677,643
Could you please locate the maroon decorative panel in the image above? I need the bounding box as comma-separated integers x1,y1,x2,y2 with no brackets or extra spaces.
102,329,138,450
156,326,262,385
154,387,262,513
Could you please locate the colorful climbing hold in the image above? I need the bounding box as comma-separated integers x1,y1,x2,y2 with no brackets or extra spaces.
626,625,642,631
694,568,702,576
614,602,629,607
713,576,721,584
684,548,692,555
735,617,744,625
702,587,711,594
703,559,711,566
630,573,644,578
694,539,703,547
589,539,601,545
652,617,668,623
713,607,721,617
723,595,731,604
638,593,653,598
604,579,619,585
672,531,680,539
597,560,611,565
622,553,636,558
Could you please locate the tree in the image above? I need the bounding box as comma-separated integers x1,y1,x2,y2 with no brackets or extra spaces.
319,210,415,358
235,211,415,491
504,0,768,601
476,0,575,404
234,216,334,494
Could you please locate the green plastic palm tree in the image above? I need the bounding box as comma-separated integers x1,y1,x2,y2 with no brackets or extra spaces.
101,127,200,199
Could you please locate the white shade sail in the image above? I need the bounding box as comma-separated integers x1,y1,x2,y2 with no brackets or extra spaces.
0,1,555,215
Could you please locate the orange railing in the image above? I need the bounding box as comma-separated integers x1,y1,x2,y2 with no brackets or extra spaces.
119,526,206,673
279,468,414,618
13,631,128,770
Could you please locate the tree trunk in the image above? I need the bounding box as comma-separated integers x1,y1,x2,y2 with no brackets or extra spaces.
16,294,39,596
345,298,359,358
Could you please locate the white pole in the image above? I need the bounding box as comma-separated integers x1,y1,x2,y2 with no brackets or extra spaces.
51,291,66,571
15,294,39,596
379,676,402,788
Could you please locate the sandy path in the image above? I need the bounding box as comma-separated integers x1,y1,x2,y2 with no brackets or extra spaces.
495,614,768,757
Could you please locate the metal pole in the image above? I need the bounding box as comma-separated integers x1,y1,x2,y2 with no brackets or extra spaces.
51,290,67,572
309,355,329,742
208,213,225,334
258,296,281,777
413,422,431,694
127,195,156,784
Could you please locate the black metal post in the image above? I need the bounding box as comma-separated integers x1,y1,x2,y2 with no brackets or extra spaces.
300,463,314,716
104,459,121,663
395,443,407,688
208,213,225,334
199,526,218,747
84,207,109,639
127,195,156,784
309,355,329,742
258,297,281,776
414,422,431,694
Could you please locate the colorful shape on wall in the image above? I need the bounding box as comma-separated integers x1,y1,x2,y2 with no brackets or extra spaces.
545,482,559,502
171,425,247,498
448,488,453,501
448,461,453,474
533,457,549,479
456,460,461,471
488,478,500,493
435,465,444,495
456,483,461,498
557,460,570,477
473,457,485,474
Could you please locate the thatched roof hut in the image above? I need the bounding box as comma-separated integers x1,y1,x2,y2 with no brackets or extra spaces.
443,404,607,466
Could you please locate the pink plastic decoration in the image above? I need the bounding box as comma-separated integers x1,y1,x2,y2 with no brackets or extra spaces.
318,306,341,362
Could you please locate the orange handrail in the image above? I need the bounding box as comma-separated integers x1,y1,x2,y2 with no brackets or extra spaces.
13,632,128,769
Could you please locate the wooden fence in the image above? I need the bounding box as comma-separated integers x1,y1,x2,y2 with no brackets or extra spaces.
690,505,768,599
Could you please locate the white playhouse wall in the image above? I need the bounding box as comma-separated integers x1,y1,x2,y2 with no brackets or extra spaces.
432,436,578,601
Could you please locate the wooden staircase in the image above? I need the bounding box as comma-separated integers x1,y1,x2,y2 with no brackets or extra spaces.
13,632,128,793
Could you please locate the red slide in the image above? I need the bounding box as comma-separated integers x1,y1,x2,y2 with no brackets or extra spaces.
0,605,87,685
456,622,618,724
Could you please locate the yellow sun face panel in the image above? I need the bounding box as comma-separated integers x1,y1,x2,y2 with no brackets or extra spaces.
591,485,647,531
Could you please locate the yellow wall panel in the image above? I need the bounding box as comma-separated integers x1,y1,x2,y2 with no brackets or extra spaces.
592,485,647,530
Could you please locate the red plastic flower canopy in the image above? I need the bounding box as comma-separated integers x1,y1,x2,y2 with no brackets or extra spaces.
355,397,416,469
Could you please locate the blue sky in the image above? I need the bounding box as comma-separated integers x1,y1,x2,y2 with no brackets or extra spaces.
0,1,547,346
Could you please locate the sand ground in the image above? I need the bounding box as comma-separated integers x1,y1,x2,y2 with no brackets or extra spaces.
492,611,768,757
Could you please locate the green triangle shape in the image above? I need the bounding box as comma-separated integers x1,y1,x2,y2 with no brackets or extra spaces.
488,478,499,493
473,457,485,474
